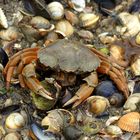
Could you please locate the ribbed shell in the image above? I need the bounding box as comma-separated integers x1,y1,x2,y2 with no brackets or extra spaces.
117,112,140,132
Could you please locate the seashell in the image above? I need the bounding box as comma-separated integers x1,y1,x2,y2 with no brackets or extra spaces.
109,93,125,107
98,32,117,44
31,123,65,140
117,112,140,132
0,48,8,67
55,20,74,37
41,109,75,132
20,24,40,42
106,116,120,126
67,0,86,12
105,125,122,136
94,81,118,97
0,27,23,41
22,0,50,18
136,32,140,45
0,105,20,115
123,93,140,112
77,30,94,42
129,0,140,13
131,57,140,76
4,132,21,140
46,31,59,42
0,8,8,29
64,10,79,25
30,16,51,29
79,13,99,28
5,113,26,130
117,12,140,37
86,96,110,115
47,2,64,20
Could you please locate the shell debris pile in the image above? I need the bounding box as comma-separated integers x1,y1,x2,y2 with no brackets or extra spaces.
0,0,140,139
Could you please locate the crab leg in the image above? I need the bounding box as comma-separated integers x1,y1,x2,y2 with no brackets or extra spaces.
3,47,39,75
6,66,15,89
23,77,53,100
63,72,98,108
97,61,129,98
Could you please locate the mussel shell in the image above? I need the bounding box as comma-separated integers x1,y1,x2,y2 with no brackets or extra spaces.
0,105,20,115
22,0,50,19
109,93,125,107
129,0,140,13
117,112,140,132
0,48,8,67
94,81,118,97
31,123,65,140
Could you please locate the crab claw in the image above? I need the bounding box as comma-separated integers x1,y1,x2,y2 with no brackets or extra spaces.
22,63,53,100
63,72,98,108
63,83,94,108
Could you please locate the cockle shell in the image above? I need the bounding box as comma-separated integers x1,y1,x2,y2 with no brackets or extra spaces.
0,27,23,41
55,20,74,37
5,113,26,130
79,13,99,28
0,8,8,29
47,2,64,20
86,96,110,115
4,132,21,140
123,93,140,112
117,112,140,132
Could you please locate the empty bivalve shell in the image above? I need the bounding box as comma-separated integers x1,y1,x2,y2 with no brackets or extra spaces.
117,112,140,132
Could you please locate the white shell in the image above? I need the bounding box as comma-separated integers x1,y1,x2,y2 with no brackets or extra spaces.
123,93,140,112
106,125,123,136
0,8,8,29
47,2,64,20
68,0,86,12
4,132,21,140
55,20,74,37
131,57,140,76
79,13,99,28
5,113,25,129
118,12,140,37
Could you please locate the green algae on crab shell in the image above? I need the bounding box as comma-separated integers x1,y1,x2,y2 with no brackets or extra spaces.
38,39,100,74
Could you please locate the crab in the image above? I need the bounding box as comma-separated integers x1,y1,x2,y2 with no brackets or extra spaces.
3,39,129,107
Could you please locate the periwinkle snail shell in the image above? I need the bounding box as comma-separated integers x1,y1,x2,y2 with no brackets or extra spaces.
109,93,125,107
5,113,26,130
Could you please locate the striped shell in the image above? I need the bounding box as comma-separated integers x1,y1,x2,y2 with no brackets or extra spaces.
117,112,140,132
